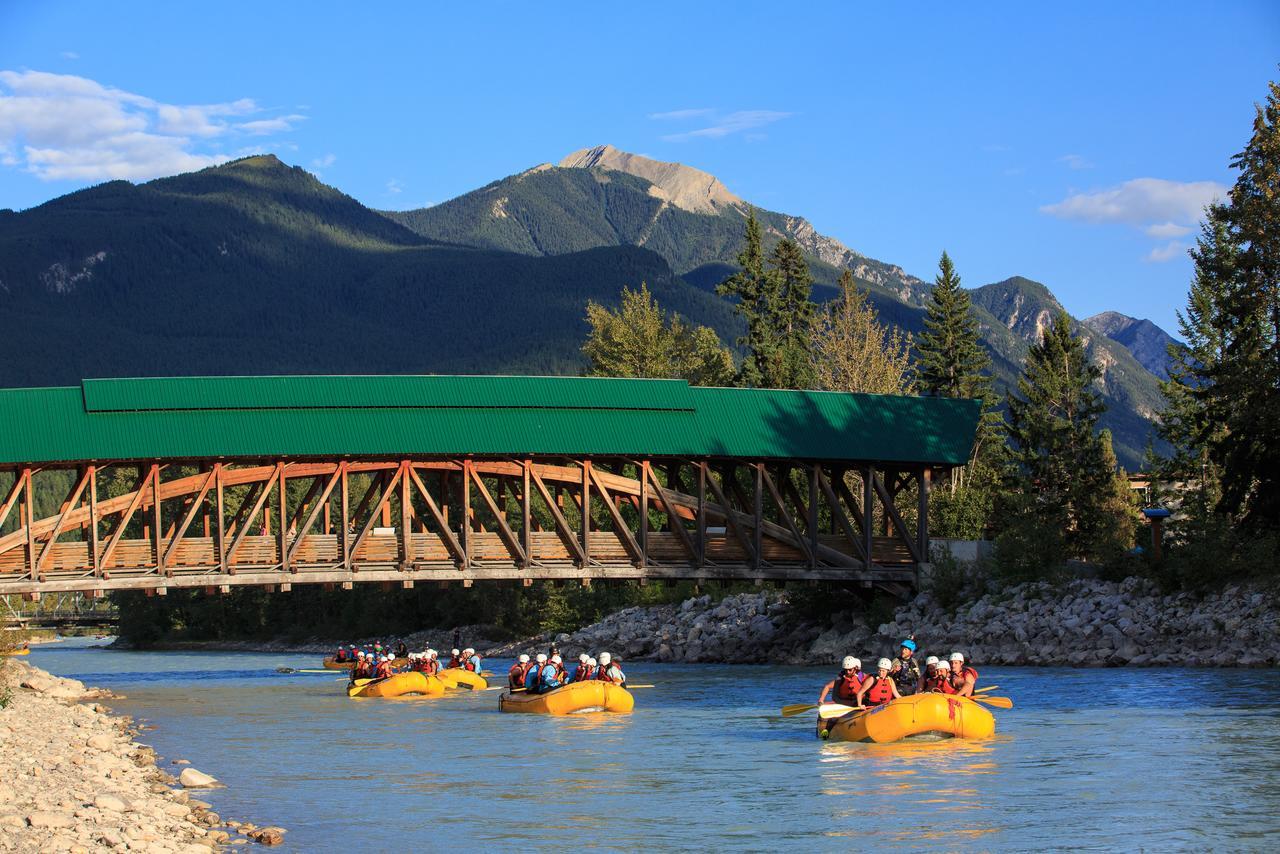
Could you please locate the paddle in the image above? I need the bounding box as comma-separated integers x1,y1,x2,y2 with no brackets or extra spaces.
275,668,334,675
971,694,1013,709
975,684,999,693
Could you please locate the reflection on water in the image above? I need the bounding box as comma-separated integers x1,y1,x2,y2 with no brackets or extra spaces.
27,640,1280,852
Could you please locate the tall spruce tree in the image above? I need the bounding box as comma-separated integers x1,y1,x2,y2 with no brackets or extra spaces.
1001,310,1123,568
717,213,817,389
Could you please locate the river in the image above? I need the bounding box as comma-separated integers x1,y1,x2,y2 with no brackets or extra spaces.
27,638,1280,851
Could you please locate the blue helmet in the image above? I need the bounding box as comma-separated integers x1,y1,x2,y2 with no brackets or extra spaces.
900,639,917,652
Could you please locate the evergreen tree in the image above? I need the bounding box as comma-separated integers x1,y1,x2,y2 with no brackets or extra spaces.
768,238,818,389
810,270,914,395
1001,310,1125,565
717,209,779,387
582,283,735,386
917,251,990,399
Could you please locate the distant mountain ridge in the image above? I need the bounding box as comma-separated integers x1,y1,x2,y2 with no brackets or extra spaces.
1084,311,1181,380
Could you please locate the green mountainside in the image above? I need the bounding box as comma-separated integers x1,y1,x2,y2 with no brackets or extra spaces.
0,155,738,385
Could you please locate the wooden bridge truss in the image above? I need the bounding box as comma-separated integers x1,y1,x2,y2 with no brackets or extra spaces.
0,457,931,598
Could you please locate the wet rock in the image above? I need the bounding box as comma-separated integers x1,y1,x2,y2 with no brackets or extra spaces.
178,768,219,788
248,826,287,845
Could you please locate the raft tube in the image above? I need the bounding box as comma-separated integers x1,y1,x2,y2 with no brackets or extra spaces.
437,668,488,691
499,681,634,715
1,647,30,657
348,671,445,699
323,657,355,670
824,693,995,743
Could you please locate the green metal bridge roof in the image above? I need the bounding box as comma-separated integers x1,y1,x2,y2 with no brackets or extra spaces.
0,376,980,466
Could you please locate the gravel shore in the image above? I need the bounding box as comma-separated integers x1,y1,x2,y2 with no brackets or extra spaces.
0,660,286,852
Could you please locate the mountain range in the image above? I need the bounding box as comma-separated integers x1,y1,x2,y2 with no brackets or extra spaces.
0,147,1178,467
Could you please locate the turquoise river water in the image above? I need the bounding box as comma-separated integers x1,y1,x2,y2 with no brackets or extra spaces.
27,639,1280,852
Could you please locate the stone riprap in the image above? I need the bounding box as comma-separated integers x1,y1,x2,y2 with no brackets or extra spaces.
0,660,283,851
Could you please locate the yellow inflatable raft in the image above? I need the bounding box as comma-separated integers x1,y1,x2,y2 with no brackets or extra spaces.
499,680,634,715
437,668,488,690
824,693,995,743
1,647,30,657
348,671,445,699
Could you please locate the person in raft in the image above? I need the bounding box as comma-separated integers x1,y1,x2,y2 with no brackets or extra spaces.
855,658,902,709
508,654,530,689
529,653,563,694
352,651,372,679
597,652,626,686
463,648,482,672
549,654,566,682
889,638,921,696
395,640,409,659
447,648,463,668
948,652,979,696
818,656,866,708
424,649,442,676
571,654,592,682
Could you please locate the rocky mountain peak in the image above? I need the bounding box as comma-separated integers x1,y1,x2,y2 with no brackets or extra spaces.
558,145,743,214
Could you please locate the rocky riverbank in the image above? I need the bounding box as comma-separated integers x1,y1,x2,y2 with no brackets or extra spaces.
0,660,286,851
504,577,1280,668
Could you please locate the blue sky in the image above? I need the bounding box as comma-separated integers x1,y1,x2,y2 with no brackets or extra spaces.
2,2,1277,333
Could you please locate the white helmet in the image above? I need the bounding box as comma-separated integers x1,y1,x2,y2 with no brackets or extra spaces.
598,652,612,665
536,653,547,663
579,653,589,663
464,648,474,655
518,654,530,664
841,656,857,670
427,649,437,658
357,651,366,658
551,654,562,664
451,648,460,656
587,657,597,667
877,658,892,671
925,656,939,667
949,652,965,663
378,655,387,662
387,653,395,660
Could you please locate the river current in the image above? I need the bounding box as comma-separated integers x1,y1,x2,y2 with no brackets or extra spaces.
29,639,1280,852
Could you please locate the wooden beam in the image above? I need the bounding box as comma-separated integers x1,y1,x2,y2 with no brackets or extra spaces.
400,459,412,568
521,461,532,567
349,463,405,563
277,466,288,570
817,467,866,561
340,465,350,567
642,463,697,561
808,465,820,567
863,467,874,565
151,465,163,572
588,466,643,564
639,460,649,563
162,467,217,567
702,464,755,566
99,467,151,571
753,463,764,569
226,480,263,539
461,460,473,564
581,460,591,566
759,467,813,565
215,465,226,574
286,463,345,567
35,467,92,573
0,468,29,534
225,464,282,565
528,467,587,566
871,470,922,564
406,466,466,565
697,462,707,568
88,466,100,577
468,464,526,565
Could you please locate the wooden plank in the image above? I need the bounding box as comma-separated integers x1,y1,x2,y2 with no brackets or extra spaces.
277,466,288,570
639,460,649,563
871,470,922,564
588,466,643,564
461,460,472,565
468,464,526,565
215,465,226,574
400,459,412,568
225,464,281,565
642,463,697,561
528,467,586,566
702,465,755,566
522,461,532,566
753,463,764,569
697,462,707,568
0,468,28,535
863,467,874,565
88,467,99,577
99,468,151,571
349,463,404,563
35,467,92,573
162,467,216,567
406,467,466,565
151,465,162,572
286,464,345,568
340,465,350,567
759,467,813,565
226,480,263,539
581,461,591,566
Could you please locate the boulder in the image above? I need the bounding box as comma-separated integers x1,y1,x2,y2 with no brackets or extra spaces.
179,768,219,788
26,811,75,828
93,793,133,812
87,734,114,751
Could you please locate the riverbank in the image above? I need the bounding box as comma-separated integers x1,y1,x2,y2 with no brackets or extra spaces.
0,660,286,851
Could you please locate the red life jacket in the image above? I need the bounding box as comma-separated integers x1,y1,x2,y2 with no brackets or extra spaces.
508,663,523,687
927,672,956,694
833,670,865,703
571,664,589,682
951,666,979,691
864,676,894,706
447,655,461,668
374,661,391,679
597,664,622,684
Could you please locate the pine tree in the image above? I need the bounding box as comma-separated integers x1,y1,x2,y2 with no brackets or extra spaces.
582,283,735,386
1002,310,1121,564
810,270,914,395
717,209,779,387
766,238,817,389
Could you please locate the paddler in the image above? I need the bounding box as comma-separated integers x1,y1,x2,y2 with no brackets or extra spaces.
509,654,530,689
373,655,392,680
948,652,979,696
526,653,553,694
571,653,592,682
395,640,409,659
585,656,598,679
855,658,900,708
890,638,921,696
550,654,566,682
818,656,865,707
423,649,441,675
596,652,626,687
464,648,482,672
447,648,463,669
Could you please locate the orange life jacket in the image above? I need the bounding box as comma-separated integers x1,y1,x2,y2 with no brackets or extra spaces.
928,672,956,694
374,661,391,679
833,669,865,703
447,655,461,668
951,666,979,691
508,663,524,688
864,676,894,706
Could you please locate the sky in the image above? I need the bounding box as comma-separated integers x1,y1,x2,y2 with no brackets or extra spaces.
1,2,1277,333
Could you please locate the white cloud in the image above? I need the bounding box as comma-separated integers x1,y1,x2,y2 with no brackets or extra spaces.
1146,241,1187,263
311,153,337,168
1145,221,1193,239
236,114,306,135
1058,153,1093,170
386,179,403,195
1041,178,1226,225
61,51,79,60
647,108,715,121
0,69,301,182
657,109,792,142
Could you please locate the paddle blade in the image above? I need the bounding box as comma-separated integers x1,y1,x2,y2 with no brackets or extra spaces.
625,684,655,689
818,703,858,720
973,695,1013,709
781,703,817,717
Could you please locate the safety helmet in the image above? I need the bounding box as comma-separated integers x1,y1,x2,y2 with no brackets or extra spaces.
518,654,529,663
900,639,917,652
599,652,612,665
579,653,589,663
949,652,965,663
841,655,857,670
536,653,547,663
464,648,474,655
925,655,939,667
451,648,460,656
551,654,562,664
877,658,892,671
387,653,395,660
350,644,356,648
587,657,597,667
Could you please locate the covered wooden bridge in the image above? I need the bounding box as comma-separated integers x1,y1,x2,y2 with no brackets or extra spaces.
0,376,978,599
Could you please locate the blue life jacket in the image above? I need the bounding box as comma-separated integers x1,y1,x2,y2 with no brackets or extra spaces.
539,664,561,692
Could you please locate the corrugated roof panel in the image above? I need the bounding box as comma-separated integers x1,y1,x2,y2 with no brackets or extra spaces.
0,377,979,466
